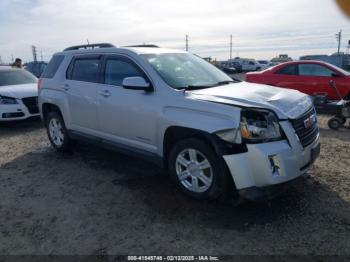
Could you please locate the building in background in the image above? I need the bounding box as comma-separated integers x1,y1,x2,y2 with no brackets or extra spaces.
300,53,350,70
271,54,293,63
24,61,47,77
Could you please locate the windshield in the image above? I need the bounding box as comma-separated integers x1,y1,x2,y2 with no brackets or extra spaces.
141,53,233,89
0,69,37,86
328,63,350,76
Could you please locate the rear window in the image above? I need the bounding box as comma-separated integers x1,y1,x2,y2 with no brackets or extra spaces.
41,55,64,78
0,69,37,86
68,58,100,83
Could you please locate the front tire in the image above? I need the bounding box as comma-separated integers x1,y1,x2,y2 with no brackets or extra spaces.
46,111,71,152
168,138,228,200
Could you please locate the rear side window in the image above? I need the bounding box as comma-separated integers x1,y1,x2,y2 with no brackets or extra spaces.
104,58,144,86
68,58,100,83
41,55,64,78
276,65,298,75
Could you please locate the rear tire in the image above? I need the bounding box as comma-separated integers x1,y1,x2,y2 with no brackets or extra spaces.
168,138,228,200
46,111,71,152
328,117,342,130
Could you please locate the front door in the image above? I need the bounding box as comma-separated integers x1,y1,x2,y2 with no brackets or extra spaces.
298,63,345,100
97,55,158,152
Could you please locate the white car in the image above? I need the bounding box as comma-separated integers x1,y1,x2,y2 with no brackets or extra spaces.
257,60,271,70
0,66,39,121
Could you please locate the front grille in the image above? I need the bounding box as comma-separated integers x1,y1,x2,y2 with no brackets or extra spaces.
22,97,39,114
290,107,319,147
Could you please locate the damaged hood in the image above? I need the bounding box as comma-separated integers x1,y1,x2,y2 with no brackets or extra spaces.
0,83,38,99
187,82,313,119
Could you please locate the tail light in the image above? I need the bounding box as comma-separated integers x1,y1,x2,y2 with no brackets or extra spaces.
37,78,42,92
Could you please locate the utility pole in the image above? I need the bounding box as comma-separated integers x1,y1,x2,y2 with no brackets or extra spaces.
185,35,188,51
40,50,43,62
31,45,38,63
11,54,14,63
230,34,233,61
336,30,342,55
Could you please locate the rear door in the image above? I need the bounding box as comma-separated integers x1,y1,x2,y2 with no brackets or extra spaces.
65,55,101,131
272,64,303,91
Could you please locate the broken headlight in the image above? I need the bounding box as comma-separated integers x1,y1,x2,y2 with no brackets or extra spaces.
240,109,282,142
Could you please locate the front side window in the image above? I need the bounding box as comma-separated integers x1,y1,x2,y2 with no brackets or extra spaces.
104,58,144,86
0,69,37,86
141,53,232,89
70,58,100,83
298,64,335,77
276,65,298,75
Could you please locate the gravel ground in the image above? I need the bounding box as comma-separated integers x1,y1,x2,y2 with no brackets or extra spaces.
0,114,349,256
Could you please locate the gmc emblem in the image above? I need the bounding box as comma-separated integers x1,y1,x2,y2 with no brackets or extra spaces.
304,114,317,128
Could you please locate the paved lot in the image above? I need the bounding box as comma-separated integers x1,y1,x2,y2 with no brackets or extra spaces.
0,114,349,256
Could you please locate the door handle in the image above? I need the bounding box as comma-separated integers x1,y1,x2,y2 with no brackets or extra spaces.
61,84,70,91
99,90,111,97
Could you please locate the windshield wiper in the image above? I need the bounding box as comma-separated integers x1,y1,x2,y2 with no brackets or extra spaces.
180,79,241,91
215,79,241,86
179,84,216,91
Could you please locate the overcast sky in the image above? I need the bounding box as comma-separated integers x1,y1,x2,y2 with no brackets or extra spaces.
0,0,350,63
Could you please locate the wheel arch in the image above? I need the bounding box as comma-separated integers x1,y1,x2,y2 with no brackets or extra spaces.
162,126,246,168
41,103,63,124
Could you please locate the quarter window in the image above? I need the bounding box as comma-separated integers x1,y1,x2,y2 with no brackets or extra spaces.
42,55,64,78
104,58,144,86
298,64,334,77
70,58,100,83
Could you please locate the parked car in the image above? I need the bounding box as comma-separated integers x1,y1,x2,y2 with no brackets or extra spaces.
222,67,237,74
246,60,350,100
0,66,39,121
231,58,261,71
218,61,242,73
257,60,271,70
39,43,320,201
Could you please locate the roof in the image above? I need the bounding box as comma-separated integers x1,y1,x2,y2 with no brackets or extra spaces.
60,46,186,56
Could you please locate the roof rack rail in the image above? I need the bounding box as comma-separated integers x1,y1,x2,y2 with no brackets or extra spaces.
124,44,160,48
63,43,116,51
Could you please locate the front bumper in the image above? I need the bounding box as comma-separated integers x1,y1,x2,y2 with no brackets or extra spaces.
223,120,320,200
0,100,39,121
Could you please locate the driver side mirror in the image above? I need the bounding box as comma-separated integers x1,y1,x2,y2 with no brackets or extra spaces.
122,77,153,92
331,72,341,77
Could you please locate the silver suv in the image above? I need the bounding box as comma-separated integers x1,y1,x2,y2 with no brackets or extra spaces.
39,43,320,201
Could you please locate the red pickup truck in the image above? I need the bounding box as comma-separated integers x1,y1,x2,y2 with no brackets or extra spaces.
246,61,350,100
